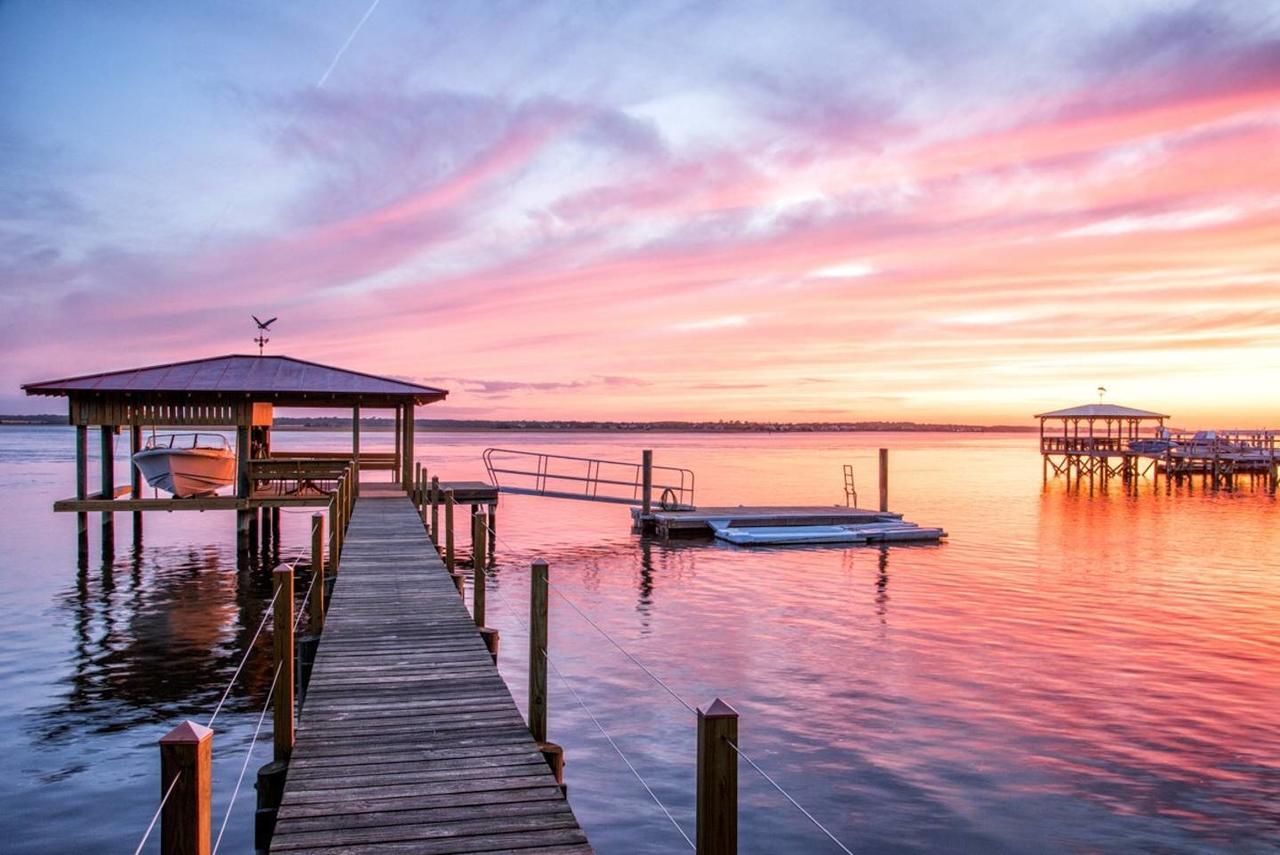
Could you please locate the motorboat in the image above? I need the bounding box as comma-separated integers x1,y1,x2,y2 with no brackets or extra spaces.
1129,429,1176,454
132,432,235,497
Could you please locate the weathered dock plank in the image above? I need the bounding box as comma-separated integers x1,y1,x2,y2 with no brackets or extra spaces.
271,487,589,854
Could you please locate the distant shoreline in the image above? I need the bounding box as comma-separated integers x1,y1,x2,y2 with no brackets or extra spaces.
0,415,1038,433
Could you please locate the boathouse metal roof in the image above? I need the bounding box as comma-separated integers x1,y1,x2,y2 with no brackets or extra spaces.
1034,403,1169,419
22,355,448,406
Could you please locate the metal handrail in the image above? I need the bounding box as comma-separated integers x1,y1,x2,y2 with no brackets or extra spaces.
483,448,694,509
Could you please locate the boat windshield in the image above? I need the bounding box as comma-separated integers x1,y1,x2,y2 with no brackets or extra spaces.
144,433,231,451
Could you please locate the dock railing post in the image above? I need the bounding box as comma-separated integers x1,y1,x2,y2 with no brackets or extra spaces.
878,448,889,512
696,699,739,855
445,489,464,594
273,564,295,762
327,495,339,575
472,508,487,627
415,462,422,507
430,475,440,543
310,513,325,632
159,720,212,855
528,557,564,783
642,449,653,517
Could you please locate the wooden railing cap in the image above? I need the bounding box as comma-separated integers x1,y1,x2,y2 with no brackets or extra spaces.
160,720,213,744
701,698,738,719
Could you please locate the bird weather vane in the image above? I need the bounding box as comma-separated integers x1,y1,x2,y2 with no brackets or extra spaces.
1097,385,1107,403
253,315,277,356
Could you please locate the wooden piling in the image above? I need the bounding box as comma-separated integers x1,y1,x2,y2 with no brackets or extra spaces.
444,490,456,573
696,699,739,855
472,509,487,627
310,513,325,632
878,448,889,512
99,425,115,549
75,423,88,553
327,496,339,575
159,720,212,855
273,564,295,762
415,462,422,508
430,475,440,543
528,558,549,744
642,449,653,517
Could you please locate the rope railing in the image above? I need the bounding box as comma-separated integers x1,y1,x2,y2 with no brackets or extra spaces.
546,650,696,850
725,740,854,855
212,660,283,855
473,515,699,717
467,506,856,854
132,770,182,855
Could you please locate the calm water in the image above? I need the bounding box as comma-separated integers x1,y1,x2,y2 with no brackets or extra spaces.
0,427,1277,853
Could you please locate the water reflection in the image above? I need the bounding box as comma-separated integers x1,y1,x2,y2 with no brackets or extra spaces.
41,541,278,745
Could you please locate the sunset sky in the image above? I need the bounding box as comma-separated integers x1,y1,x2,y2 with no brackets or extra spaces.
3,1,1279,424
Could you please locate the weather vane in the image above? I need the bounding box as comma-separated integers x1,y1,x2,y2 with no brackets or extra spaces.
1097,385,1107,403
253,315,277,356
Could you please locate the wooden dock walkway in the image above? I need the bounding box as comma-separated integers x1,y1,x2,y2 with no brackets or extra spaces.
270,485,590,854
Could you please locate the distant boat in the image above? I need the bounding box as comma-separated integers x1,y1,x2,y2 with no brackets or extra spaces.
1129,428,1176,454
132,433,235,498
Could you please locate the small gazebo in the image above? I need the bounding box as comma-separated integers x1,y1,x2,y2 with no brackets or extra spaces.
1035,403,1169,455
23,354,447,549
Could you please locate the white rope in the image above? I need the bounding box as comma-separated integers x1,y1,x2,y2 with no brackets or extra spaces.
132,770,181,855
546,652,695,850
473,516,696,715
207,551,306,728
548,581,696,716
207,586,278,729
725,740,854,855
212,661,282,855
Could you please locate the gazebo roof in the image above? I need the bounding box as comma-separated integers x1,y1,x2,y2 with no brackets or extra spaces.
1034,403,1169,420
22,354,447,406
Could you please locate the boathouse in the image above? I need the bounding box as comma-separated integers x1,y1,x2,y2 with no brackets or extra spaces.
22,354,447,550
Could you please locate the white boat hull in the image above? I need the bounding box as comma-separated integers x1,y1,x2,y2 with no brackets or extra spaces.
132,447,236,498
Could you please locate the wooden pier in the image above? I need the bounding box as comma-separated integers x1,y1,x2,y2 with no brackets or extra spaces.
270,484,589,853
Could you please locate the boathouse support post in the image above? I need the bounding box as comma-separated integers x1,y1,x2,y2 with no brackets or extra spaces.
159,720,212,855
272,564,295,761
879,448,889,512
310,513,325,632
130,422,143,541
99,424,115,553
430,475,440,543
696,698,739,855
351,405,360,498
402,404,415,488
528,557,564,784
75,422,88,556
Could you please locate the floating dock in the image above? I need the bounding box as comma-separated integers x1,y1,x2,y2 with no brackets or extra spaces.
271,485,589,854
633,505,898,538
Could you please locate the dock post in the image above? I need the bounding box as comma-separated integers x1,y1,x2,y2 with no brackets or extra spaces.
642,449,653,517
415,462,422,508
100,425,115,556
310,513,325,632
878,448,889,512
75,423,88,559
696,699,739,855
445,490,464,595
159,720,212,855
327,496,339,575
528,557,563,784
130,423,143,542
472,509,487,626
272,564,295,761
430,475,440,544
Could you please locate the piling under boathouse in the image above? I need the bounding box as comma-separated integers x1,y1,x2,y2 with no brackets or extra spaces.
22,354,447,554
